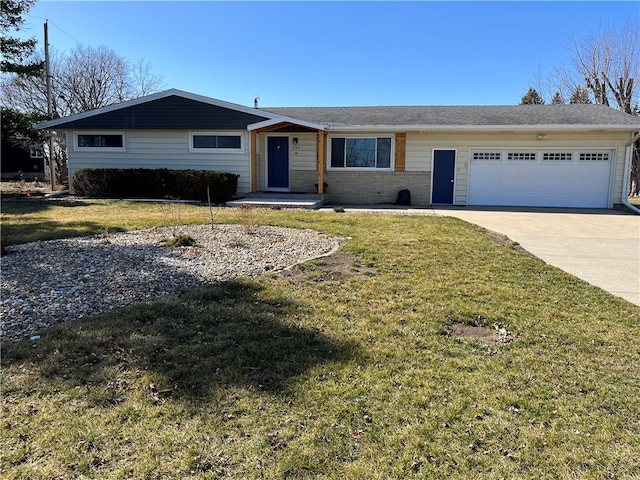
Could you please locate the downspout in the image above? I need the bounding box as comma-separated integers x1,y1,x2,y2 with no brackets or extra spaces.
622,130,640,214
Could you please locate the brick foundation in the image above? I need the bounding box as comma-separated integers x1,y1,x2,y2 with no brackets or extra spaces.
322,171,430,205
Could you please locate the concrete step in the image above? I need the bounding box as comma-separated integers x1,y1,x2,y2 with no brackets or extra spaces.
227,192,326,210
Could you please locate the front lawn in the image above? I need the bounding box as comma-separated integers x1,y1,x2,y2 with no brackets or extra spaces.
2,200,639,479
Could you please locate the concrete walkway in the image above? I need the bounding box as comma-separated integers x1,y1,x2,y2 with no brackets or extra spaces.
431,207,640,306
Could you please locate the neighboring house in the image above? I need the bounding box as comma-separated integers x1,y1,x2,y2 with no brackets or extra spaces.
36,89,640,208
1,136,46,180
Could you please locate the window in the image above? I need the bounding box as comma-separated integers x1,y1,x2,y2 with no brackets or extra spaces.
579,152,609,162
190,133,243,152
29,147,44,158
76,133,124,150
472,152,501,161
507,152,537,161
330,137,393,169
543,152,573,161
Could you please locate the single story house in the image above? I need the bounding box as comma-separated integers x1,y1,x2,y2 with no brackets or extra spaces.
36,88,640,208
1,136,46,181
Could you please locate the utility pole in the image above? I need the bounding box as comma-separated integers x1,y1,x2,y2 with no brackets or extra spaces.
44,20,56,190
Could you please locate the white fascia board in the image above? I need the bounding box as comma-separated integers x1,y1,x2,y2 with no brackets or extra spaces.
327,124,640,133
247,117,326,131
35,88,279,130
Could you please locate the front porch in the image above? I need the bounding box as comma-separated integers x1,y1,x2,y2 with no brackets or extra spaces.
227,191,326,210
248,120,327,197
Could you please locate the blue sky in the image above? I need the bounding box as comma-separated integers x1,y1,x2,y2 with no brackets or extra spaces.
19,1,640,107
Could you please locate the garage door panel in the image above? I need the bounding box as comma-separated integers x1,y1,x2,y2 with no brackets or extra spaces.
551,177,573,191
468,150,611,208
572,176,610,193
511,177,536,192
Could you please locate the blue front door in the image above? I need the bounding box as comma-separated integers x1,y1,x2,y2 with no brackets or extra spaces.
267,136,289,190
432,149,455,204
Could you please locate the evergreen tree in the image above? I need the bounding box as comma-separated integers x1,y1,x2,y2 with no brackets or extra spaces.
551,91,564,104
1,107,48,150
520,88,545,105
1,0,43,76
569,86,592,104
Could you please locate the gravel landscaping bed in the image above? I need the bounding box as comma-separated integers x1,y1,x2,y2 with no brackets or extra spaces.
1,224,338,342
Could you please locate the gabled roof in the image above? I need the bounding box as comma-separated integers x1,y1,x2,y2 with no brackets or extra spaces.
263,104,640,132
36,89,327,132
36,89,640,133
35,89,284,130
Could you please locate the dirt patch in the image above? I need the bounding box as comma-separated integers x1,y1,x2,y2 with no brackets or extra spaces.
278,251,376,284
485,230,519,248
446,321,518,346
0,180,53,198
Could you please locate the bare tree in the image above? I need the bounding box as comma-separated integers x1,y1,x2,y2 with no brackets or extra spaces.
2,50,54,116
1,44,164,184
547,23,640,196
131,58,164,97
3,45,164,114
571,23,639,112
59,45,133,112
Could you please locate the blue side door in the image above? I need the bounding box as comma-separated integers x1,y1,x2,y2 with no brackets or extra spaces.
267,136,289,190
432,149,456,204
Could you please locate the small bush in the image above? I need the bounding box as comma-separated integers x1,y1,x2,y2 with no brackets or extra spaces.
236,204,261,234
164,234,199,247
71,168,239,203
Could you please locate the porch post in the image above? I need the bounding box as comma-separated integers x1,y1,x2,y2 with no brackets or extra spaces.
317,130,326,194
251,130,258,192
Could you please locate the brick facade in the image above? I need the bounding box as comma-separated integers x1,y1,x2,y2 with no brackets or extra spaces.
317,171,430,205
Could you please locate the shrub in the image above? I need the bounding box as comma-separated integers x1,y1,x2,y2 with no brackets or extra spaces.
163,234,199,247
71,168,239,203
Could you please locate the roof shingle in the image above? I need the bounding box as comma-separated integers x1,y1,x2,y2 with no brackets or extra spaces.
263,104,640,128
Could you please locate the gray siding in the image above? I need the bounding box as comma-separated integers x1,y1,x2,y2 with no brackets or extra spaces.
67,130,251,194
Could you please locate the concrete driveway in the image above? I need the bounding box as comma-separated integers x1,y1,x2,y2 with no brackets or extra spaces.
430,207,640,306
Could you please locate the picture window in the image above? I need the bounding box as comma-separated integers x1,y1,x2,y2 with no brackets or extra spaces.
330,137,393,169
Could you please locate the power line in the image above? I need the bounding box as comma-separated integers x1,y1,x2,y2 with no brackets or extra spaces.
27,14,82,45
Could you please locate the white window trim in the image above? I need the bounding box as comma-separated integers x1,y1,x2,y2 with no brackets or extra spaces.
74,132,126,152
29,147,44,158
189,132,245,153
326,134,395,171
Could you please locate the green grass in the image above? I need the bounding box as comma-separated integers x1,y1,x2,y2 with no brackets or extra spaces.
629,196,640,207
2,199,640,478
0,199,217,244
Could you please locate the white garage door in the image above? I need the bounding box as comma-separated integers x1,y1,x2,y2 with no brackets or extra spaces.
468,149,613,208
